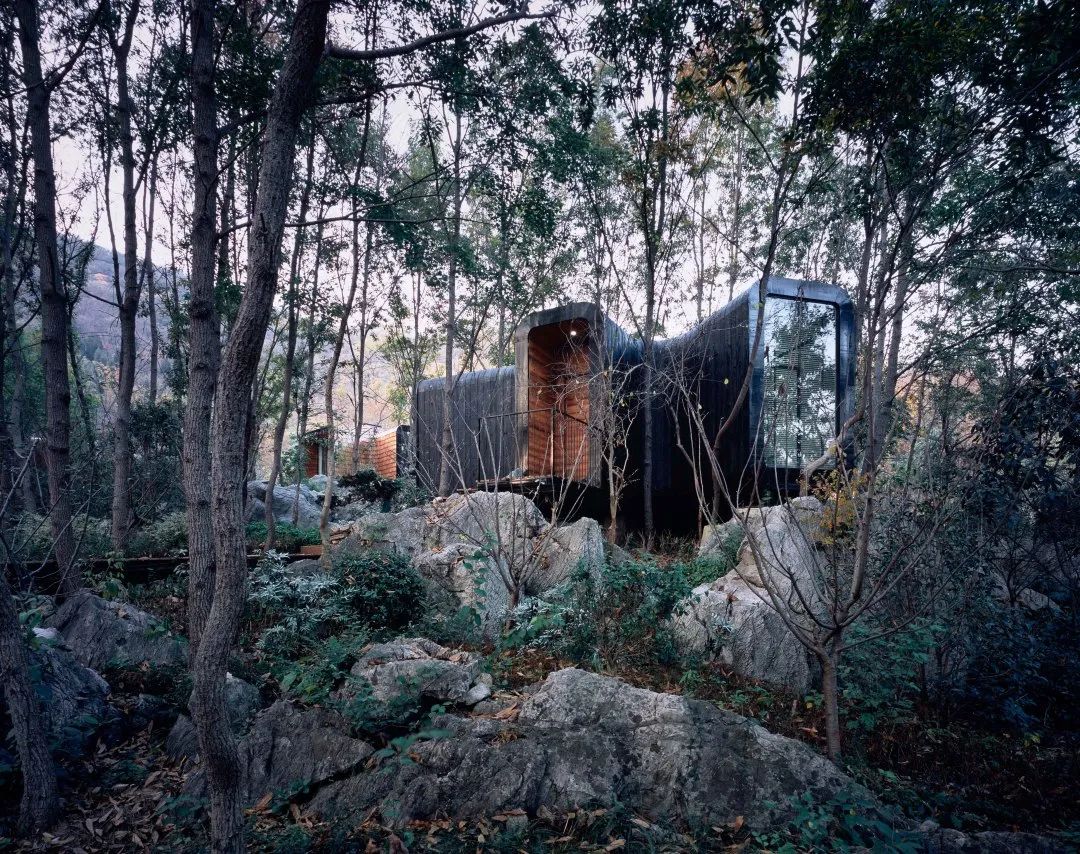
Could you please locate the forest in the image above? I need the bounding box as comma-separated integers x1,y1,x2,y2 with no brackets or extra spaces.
1,0,1079,851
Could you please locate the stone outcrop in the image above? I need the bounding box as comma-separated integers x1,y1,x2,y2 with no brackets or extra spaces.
188,666,880,835
674,498,824,694
346,637,492,707
246,481,322,529
186,700,374,805
45,590,187,672
532,516,605,594
6,641,116,755
166,674,262,763
338,494,606,635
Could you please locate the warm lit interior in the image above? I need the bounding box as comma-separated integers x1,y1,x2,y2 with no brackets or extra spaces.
526,319,591,479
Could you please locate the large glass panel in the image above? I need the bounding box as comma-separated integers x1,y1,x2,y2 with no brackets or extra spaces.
761,297,838,469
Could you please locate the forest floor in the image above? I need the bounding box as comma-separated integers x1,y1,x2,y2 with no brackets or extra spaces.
5,571,1080,853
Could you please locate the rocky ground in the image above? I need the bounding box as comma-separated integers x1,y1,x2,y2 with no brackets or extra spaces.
3,491,1078,852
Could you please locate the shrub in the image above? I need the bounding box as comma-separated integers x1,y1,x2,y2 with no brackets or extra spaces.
244,521,321,553
338,468,399,505
125,511,188,557
7,512,112,564
333,550,426,630
248,550,425,695
514,555,697,669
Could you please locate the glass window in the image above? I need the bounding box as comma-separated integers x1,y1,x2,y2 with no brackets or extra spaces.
761,297,838,469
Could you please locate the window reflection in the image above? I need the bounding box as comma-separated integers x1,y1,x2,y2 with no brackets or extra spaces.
762,297,838,469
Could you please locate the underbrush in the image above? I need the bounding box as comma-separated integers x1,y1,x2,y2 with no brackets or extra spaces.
244,521,322,553
244,550,426,706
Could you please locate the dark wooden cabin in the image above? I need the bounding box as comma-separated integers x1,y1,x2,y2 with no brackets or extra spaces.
411,277,856,533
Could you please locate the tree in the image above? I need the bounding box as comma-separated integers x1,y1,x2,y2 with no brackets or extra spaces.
13,0,87,597
183,0,222,661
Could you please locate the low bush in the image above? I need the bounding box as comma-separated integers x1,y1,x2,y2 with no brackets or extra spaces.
337,469,429,511
248,550,426,698
510,555,698,670
125,511,188,557
244,521,321,553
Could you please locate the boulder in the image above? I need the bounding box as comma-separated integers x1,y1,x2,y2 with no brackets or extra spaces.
186,700,374,805
339,495,608,634
309,667,879,835
333,499,380,523
429,492,547,552
247,481,322,529
9,643,116,756
344,506,430,558
532,516,605,595
46,590,187,671
413,543,511,639
347,638,489,707
166,673,262,763
674,499,823,694
923,824,1071,853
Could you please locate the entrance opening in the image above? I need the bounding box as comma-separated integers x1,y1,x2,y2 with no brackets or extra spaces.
526,319,591,480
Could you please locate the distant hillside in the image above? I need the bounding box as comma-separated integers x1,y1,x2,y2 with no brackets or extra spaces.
72,244,173,388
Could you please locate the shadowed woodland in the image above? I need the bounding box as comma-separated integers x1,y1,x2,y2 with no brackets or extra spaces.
1,0,1080,851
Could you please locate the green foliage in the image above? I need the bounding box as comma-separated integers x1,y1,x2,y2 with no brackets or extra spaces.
838,621,943,738
338,467,398,503
335,468,430,511
513,555,697,669
244,521,321,553
755,788,919,853
125,511,189,557
249,550,425,697
6,512,112,564
333,551,426,630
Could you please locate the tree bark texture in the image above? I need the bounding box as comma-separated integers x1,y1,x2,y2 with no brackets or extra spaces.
110,3,142,552
14,0,80,596
184,0,222,662
0,570,59,835
193,3,328,852
264,136,314,551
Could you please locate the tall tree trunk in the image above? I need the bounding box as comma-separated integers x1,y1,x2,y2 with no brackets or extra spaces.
14,0,80,596
318,213,364,565
0,568,58,834
145,155,160,404
292,218,323,522
0,83,34,514
264,134,314,551
437,109,463,497
184,0,222,661
110,3,142,552
193,4,328,852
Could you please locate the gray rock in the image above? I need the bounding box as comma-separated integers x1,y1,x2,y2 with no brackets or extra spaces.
340,496,609,635
16,643,115,754
413,543,511,639
430,492,547,552
532,517,605,594
925,828,1071,853
674,499,824,694
186,700,374,805
463,682,492,705
166,673,261,762
344,506,430,558
348,638,486,706
673,578,816,694
247,481,322,529
333,499,380,523
310,667,878,835
286,558,326,578
46,591,187,671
